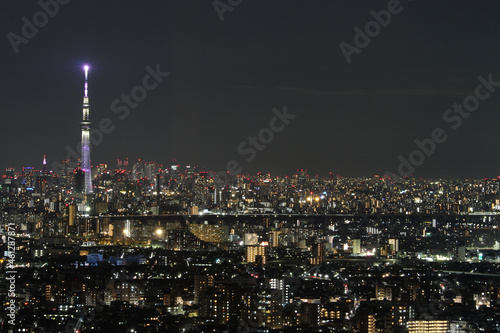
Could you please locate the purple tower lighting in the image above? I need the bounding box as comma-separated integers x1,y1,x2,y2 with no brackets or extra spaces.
42,155,47,175
81,65,92,194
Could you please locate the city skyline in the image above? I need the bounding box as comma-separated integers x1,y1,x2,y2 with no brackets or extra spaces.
1,148,500,331
2,1,500,178
5,154,500,181
3,2,500,332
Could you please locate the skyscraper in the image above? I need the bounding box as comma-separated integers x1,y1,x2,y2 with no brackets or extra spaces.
81,65,92,195
42,155,47,175
310,242,324,265
407,320,449,333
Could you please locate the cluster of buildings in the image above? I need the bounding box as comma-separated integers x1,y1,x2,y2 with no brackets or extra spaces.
2,160,500,219
0,214,500,332
1,161,500,331
0,69,499,332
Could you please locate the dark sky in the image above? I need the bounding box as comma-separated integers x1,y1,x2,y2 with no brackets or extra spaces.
1,0,500,178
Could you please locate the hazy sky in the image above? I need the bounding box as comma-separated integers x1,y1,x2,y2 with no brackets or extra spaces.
1,0,500,178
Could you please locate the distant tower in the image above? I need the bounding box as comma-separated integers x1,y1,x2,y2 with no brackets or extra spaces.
81,65,92,194
42,155,47,175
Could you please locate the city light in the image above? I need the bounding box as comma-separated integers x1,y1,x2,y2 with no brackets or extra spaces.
3,2,499,331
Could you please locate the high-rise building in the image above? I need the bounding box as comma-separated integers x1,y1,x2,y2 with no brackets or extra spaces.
359,310,376,333
310,243,324,265
302,301,321,328
170,165,179,180
80,65,92,195
456,245,466,261
5,167,15,178
185,165,198,178
68,203,76,226
42,155,47,175
22,167,34,188
353,239,361,254
144,162,158,180
270,230,280,247
388,239,399,254
246,245,266,264
34,156,49,194
74,169,84,194
194,274,214,304
375,285,392,301
188,206,199,215
384,304,413,333
34,175,47,194
407,320,449,333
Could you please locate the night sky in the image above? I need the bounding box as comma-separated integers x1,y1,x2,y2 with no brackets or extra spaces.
1,0,500,178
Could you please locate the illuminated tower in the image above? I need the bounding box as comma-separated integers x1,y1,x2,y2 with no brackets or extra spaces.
81,65,92,194
42,155,47,175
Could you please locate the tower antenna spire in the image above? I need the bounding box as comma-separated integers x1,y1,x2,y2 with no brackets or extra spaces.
42,155,47,175
84,65,89,98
